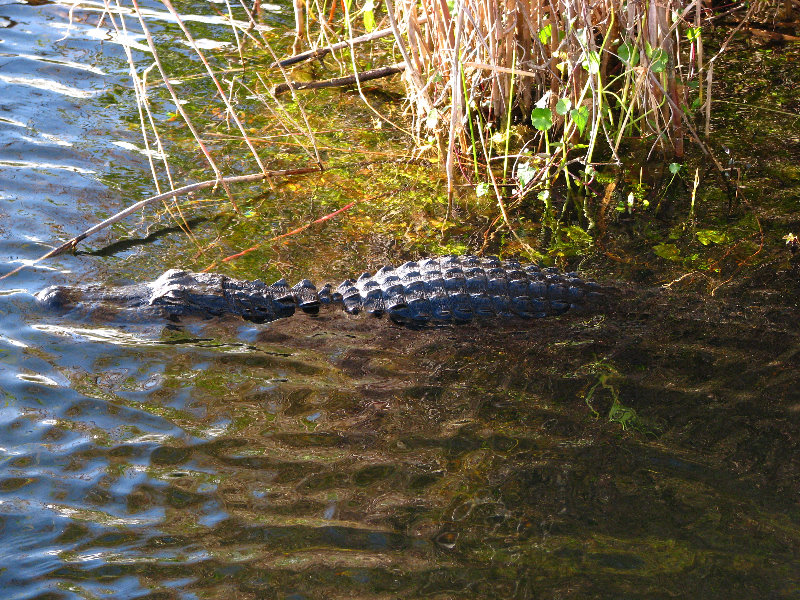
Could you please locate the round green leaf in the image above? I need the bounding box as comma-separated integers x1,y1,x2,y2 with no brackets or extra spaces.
531,107,553,131
649,48,668,73
556,97,572,116
618,42,638,66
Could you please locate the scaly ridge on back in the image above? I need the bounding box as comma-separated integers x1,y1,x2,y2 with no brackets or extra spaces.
332,255,602,325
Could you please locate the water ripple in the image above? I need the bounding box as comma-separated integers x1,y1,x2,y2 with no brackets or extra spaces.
0,74,102,98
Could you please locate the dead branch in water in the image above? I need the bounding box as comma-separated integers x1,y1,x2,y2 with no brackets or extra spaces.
0,167,320,281
271,26,396,68
273,63,406,96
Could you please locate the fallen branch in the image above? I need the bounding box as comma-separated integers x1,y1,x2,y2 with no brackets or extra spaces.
271,26,396,68
747,27,800,43
0,167,319,281
273,63,405,96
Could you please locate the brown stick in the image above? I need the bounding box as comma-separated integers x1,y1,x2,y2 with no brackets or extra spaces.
271,26,397,68
0,167,320,281
747,28,800,43
272,63,405,96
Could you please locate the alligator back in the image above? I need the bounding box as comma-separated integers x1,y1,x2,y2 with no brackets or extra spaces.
333,255,603,325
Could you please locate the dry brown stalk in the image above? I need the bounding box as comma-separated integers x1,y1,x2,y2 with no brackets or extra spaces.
272,63,406,95
387,0,704,167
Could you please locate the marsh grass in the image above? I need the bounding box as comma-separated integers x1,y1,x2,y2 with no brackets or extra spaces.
84,0,772,262
396,0,704,196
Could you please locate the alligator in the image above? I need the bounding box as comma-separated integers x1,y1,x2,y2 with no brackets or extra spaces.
35,255,605,326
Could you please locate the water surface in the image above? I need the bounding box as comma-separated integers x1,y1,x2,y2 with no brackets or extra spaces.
0,1,799,598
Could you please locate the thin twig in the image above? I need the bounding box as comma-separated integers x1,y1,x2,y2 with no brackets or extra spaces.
445,1,465,217
384,0,433,113
160,0,268,174
273,63,406,95
128,0,239,211
271,26,397,68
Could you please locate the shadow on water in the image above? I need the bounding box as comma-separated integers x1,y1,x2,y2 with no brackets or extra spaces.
79,217,210,257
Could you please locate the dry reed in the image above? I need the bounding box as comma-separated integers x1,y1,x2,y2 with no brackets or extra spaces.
393,0,709,173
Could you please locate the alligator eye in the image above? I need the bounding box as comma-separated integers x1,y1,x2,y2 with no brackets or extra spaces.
35,286,70,310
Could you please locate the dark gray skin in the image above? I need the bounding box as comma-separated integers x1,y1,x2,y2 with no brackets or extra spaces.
35,255,605,325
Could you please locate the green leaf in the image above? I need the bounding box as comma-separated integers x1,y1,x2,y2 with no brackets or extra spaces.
531,107,553,131
647,46,668,73
476,182,491,197
653,243,681,261
569,105,590,136
696,229,729,245
618,42,638,66
517,162,537,187
668,162,682,175
556,97,572,116
686,26,701,42
582,50,601,74
538,24,552,45
362,0,375,32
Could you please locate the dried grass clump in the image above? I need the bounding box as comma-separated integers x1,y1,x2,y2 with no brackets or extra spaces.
392,0,707,191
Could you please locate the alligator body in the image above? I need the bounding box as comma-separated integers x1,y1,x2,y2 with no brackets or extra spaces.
36,255,604,325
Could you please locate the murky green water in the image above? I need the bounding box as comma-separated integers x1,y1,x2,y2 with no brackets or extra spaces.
0,1,799,598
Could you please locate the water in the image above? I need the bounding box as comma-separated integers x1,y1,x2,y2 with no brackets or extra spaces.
1,1,800,598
